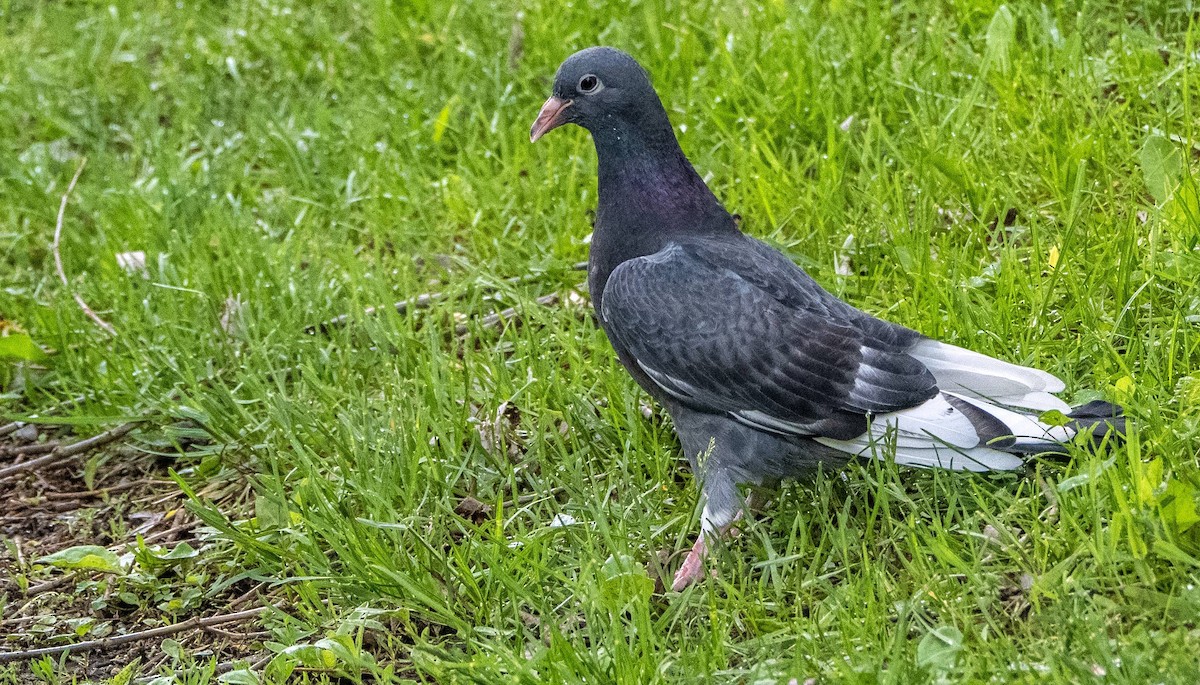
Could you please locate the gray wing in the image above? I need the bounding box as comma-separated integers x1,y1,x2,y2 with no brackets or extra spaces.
600,238,938,441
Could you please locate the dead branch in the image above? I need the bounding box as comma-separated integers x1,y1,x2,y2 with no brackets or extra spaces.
308,261,587,335
1,441,59,457
41,478,174,501
0,422,138,480
224,582,268,612
139,519,198,545
21,573,76,597
306,291,443,334
52,158,116,336
454,293,561,336
202,624,271,640
0,604,280,663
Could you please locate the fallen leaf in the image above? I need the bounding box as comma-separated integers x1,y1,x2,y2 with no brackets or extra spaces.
37,545,124,574
0,329,49,362
475,401,526,460
916,625,963,671
835,233,856,277
1047,244,1060,270
1140,134,1183,205
13,424,39,442
115,250,148,278
549,513,577,527
454,496,493,524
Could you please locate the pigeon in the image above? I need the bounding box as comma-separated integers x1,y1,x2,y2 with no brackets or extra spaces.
530,47,1123,591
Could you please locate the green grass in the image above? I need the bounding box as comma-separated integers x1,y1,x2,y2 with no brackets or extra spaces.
2,0,1200,682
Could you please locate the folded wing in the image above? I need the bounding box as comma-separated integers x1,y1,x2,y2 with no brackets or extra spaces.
602,237,1092,472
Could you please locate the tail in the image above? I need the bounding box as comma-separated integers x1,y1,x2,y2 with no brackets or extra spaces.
814,393,1126,473
814,339,1128,472
1064,399,1126,444
945,394,1125,455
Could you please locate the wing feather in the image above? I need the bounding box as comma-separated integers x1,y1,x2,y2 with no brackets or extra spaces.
909,339,1070,412
601,240,937,440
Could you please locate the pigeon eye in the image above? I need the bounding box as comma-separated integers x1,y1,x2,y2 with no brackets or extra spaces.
578,74,601,94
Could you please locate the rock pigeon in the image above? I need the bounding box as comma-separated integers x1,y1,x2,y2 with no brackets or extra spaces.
530,47,1123,591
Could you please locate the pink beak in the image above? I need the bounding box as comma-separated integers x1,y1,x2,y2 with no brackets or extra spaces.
530,96,573,142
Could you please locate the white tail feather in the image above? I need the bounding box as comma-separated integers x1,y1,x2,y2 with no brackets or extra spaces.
814,394,1023,471
946,392,1076,447
872,395,979,448
816,433,1024,471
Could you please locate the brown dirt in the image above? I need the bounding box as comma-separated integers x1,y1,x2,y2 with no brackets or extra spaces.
0,422,268,681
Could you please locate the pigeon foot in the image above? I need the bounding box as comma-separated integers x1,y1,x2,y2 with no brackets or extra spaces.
671,509,745,591
671,534,710,591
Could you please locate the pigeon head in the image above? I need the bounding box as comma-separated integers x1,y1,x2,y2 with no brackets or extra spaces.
531,47,734,264
530,47,670,144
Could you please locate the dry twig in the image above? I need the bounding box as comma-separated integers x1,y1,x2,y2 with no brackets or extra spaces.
0,422,138,480
0,604,280,663
52,158,116,336
306,292,443,334
455,293,561,336
140,518,198,545
21,573,76,597
40,478,174,501
1,441,59,457
308,261,587,335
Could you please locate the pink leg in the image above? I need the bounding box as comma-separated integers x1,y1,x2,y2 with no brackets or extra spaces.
671,534,710,591
671,509,744,592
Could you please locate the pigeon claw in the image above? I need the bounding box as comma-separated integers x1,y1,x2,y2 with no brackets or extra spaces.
671,534,711,591
671,510,745,591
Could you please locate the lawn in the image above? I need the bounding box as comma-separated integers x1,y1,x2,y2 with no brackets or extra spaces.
1,0,1199,682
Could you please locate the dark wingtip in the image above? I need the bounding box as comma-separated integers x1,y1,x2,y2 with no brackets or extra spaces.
1067,400,1126,443
1067,399,1124,420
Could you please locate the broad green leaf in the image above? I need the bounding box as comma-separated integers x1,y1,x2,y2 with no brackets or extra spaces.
315,635,373,667
141,541,200,568
160,638,185,660
0,331,49,362
217,668,261,685
984,5,1015,75
255,492,289,531
38,545,123,574
916,625,963,671
1162,479,1200,532
1140,134,1183,205
1137,458,1164,506
1163,175,1200,237
282,642,339,669
600,554,655,606
157,541,199,560
1038,409,1069,427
